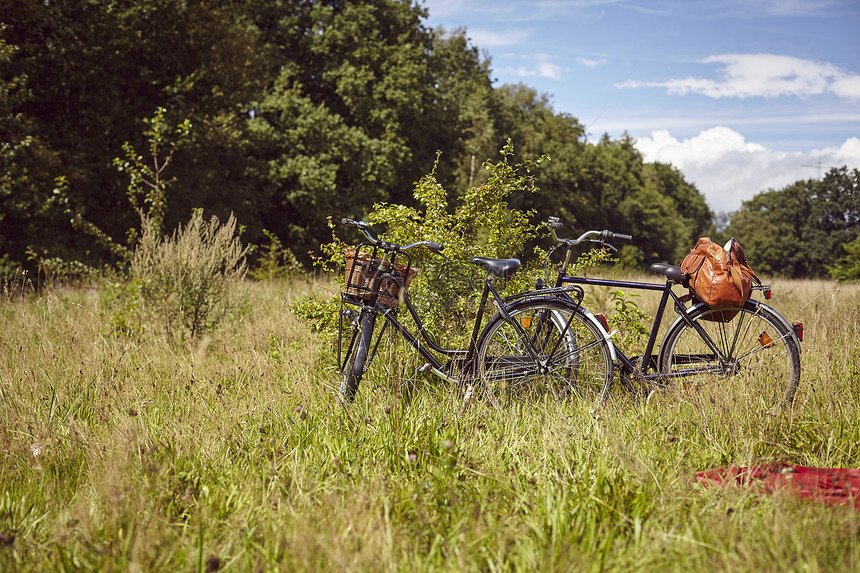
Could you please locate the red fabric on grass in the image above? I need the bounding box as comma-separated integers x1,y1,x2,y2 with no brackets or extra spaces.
695,464,860,509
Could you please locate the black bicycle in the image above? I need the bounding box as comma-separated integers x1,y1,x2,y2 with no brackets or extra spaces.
541,217,803,411
336,218,614,406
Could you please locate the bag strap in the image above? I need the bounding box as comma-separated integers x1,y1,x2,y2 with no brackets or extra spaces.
741,263,761,285
729,266,744,294
688,254,706,275
726,238,761,286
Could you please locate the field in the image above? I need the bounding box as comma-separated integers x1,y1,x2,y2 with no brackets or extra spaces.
1,273,859,571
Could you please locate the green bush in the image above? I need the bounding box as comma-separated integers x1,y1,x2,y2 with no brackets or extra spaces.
829,235,860,282
248,229,302,281
295,142,546,346
131,210,249,340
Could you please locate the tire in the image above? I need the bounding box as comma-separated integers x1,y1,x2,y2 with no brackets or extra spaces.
475,298,613,406
657,300,801,412
338,309,376,404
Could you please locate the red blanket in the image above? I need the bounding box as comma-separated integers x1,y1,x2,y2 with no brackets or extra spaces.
695,464,860,509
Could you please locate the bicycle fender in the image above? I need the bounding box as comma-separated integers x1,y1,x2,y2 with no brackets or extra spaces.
747,300,803,352
670,301,802,353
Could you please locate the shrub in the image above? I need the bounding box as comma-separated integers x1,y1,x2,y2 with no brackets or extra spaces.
131,210,249,340
829,235,860,282
294,142,546,346
248,229,302,281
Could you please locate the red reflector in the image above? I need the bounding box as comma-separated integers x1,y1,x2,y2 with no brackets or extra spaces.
595,313,609,331
764,287,772,300
793,322,804,342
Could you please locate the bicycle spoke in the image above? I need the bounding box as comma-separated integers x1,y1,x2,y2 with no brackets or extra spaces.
659,302,801,411
477,301,612,406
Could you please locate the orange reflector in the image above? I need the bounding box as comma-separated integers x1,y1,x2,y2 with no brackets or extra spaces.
759,331,774,348
520,316,532,329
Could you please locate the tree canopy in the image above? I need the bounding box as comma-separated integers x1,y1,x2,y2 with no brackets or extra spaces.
722,167,860,278
22,0,845,278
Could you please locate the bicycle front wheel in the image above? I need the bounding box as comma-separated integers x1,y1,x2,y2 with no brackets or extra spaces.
339,308,377,405
658,300,800,412
475,298,613,406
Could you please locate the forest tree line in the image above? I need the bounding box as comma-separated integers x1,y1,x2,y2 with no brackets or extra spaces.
1,0,857,279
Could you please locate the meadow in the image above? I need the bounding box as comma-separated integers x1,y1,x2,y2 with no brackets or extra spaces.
1,272,859,571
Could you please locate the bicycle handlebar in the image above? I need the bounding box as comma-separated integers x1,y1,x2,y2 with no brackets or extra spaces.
342,217,446,253
547,217,632,249
342,217,368,229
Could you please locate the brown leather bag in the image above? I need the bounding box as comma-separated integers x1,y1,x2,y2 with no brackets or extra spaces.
681,237,760,318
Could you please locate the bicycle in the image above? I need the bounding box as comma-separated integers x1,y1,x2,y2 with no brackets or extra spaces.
541,216,803,412
336,218,615,406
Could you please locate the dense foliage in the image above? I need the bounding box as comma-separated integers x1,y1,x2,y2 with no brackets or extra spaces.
0,0,717,277
2,0,856,279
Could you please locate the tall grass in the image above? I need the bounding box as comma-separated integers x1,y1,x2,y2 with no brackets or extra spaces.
1,274,858,571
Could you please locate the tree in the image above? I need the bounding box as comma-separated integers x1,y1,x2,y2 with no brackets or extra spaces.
526,132,712,267
494,83,586,219
725,167,860,277
245,1,507,262
421,28,501,193
0,0,714,275
1,0,266,268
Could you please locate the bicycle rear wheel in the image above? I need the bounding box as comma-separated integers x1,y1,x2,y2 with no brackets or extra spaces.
338,308,377,404
475,298,613,406
657,300,800,412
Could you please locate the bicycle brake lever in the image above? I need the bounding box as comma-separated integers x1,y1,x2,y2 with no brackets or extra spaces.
587,239,617,252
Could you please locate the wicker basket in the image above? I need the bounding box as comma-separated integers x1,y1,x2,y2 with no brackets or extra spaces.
344,248,418,307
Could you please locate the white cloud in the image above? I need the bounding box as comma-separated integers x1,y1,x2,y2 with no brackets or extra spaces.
830,74,860,99
502,54,566,79
466,28,533,47
634,127,860,213
576,57,606,67
619,54,860,100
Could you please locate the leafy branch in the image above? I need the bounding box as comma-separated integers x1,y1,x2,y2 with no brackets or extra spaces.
113,106,192,239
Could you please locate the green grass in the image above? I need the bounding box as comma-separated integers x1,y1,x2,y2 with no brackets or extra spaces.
1,275,859,571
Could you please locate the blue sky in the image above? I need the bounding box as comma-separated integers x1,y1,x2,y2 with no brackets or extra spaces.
419,0,860,214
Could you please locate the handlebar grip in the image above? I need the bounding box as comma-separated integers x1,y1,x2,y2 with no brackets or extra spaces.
547,216,563,230
426,241,445,251
342,218,369,229
601,230,632,241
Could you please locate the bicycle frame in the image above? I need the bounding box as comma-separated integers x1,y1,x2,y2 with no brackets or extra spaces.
553,272,695,381
547,227,799,384
341,240,582,385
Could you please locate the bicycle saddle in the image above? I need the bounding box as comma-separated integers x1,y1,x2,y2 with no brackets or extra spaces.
470,257,521,278
650,263,689,286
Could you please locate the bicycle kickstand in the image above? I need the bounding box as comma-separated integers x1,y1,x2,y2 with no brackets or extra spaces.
418,363,475,412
